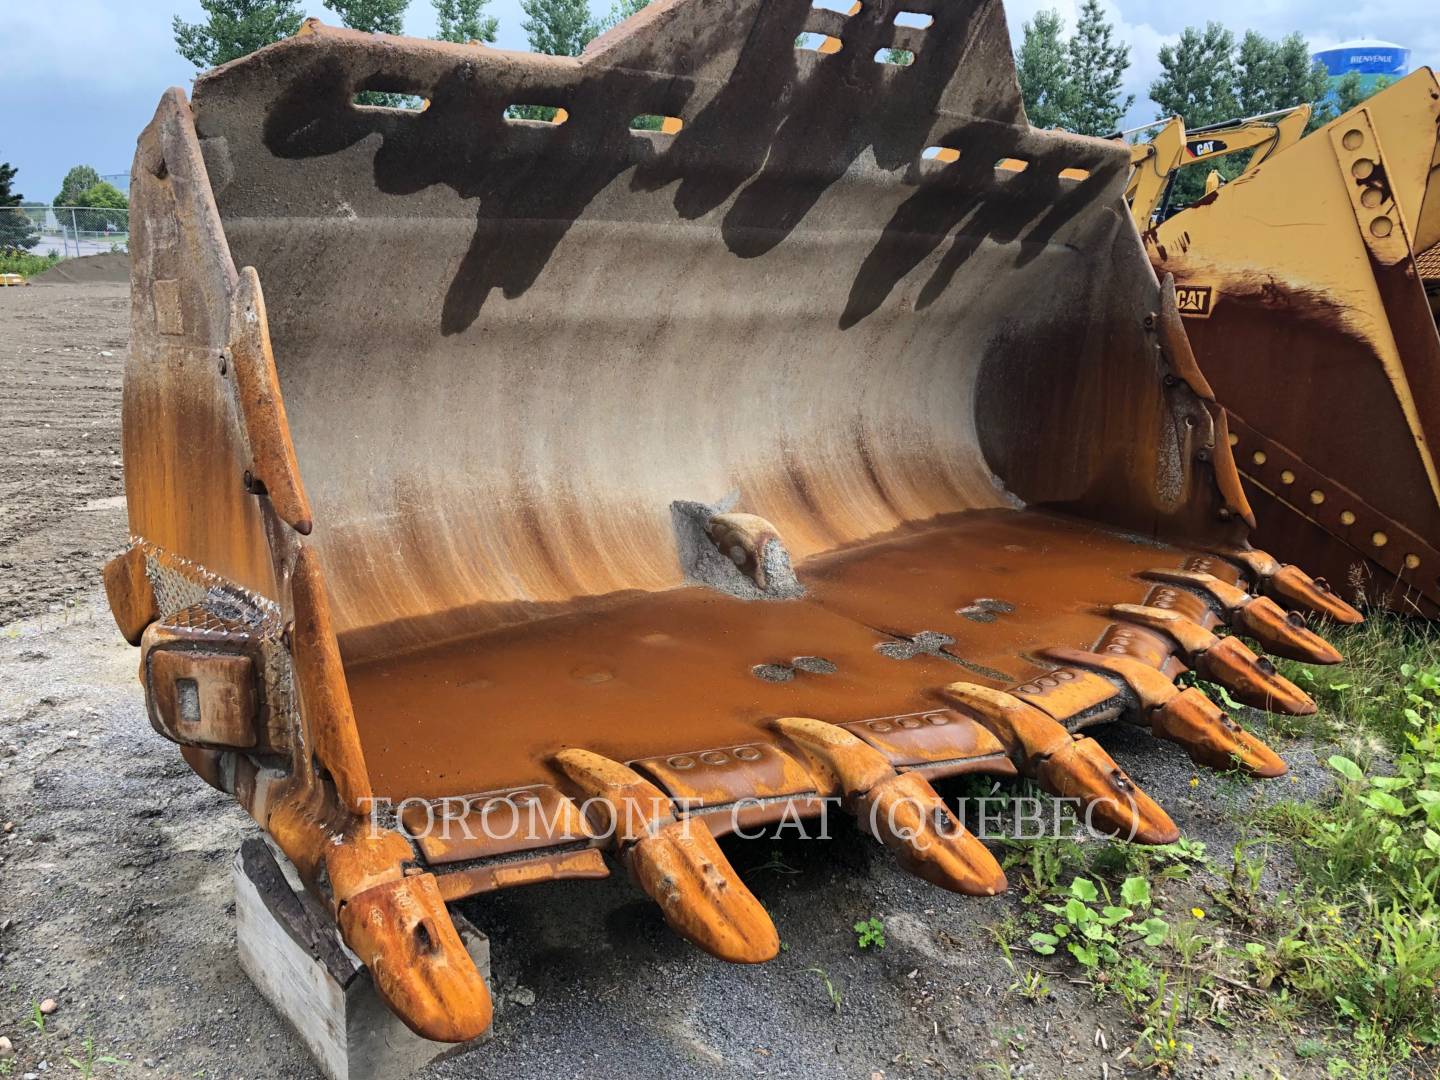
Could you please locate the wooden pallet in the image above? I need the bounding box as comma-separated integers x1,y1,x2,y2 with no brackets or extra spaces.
233,838,492,1080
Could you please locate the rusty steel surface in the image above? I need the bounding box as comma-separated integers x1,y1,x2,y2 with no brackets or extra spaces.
1146,70,1440,615
108,0,1360,1044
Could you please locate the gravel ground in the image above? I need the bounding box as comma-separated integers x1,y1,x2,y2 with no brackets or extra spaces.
0,282,128,626
0,279,1369,1079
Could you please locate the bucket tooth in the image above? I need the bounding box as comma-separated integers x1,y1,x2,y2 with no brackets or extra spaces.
1215,548,1364,625
629,818,780,963
774,717,1006,895
552,748,778,963
937,683,1178,845
336,873,494,1043
1108,603,1316,715
1150,687,1288,778
1232,595,1344,665
1041,648,1287,778
1140,568,1344,665
1269,565,1365,625
1193,636,1315,715
864,771,1009,895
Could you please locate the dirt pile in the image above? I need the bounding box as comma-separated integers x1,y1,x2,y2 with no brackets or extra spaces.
30,251,130,286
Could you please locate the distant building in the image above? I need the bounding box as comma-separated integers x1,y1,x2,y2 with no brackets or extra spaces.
1312,39,1410,95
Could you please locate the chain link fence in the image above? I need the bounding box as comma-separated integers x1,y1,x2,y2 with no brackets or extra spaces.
1,205,130,259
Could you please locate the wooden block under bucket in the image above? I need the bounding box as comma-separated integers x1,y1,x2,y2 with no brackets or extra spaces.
233,838,492,1080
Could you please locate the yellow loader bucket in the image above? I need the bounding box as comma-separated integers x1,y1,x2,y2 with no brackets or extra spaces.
1146,70,1440,615
106,0,1355,1042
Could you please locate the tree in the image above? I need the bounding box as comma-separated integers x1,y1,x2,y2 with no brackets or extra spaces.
508,0,598,120
1149,23,1237,128
591,0,647,37
1331,72,1394,117
0,162,41,254
324,1,414,104
520,0,596,57
1015,3,1130,136
433,0,497,43
1064,0,1132,135
54,165,101,209
74,182,130,235
1234,31,1328,119
1150,26,1339,210
323,0,410,35
173,0,305,69
1015,10,1076,130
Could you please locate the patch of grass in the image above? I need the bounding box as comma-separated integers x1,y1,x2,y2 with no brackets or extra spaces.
998,618,1440,1073
1276,614,1440,751
1246,622,1440,1069
0,250,60,278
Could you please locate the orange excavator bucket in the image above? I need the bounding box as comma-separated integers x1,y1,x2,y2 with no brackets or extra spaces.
1145,70,1440,615
106,0,1355,1043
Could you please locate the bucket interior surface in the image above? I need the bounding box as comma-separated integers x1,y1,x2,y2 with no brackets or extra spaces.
345,508,1187,798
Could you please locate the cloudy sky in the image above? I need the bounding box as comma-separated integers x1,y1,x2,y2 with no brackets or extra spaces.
3,0,1436,203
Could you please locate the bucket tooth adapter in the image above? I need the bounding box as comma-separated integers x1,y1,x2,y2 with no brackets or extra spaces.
1142,70,1440,616
107,0,1354,1041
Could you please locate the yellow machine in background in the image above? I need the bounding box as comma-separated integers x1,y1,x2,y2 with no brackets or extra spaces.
1124,105,1313,230
1139,70,1440,614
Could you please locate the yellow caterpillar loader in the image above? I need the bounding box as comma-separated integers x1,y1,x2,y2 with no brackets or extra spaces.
1124,104,1313,231
1141,71,1440,614
105,0,1356,1043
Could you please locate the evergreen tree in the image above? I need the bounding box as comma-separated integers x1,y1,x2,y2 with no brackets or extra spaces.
173,0,305,69
1015,10,1076,130
54,165,101,209
0,162,41,254
1153,26,1336,209
1064,0,1132,135
433,0,497,43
